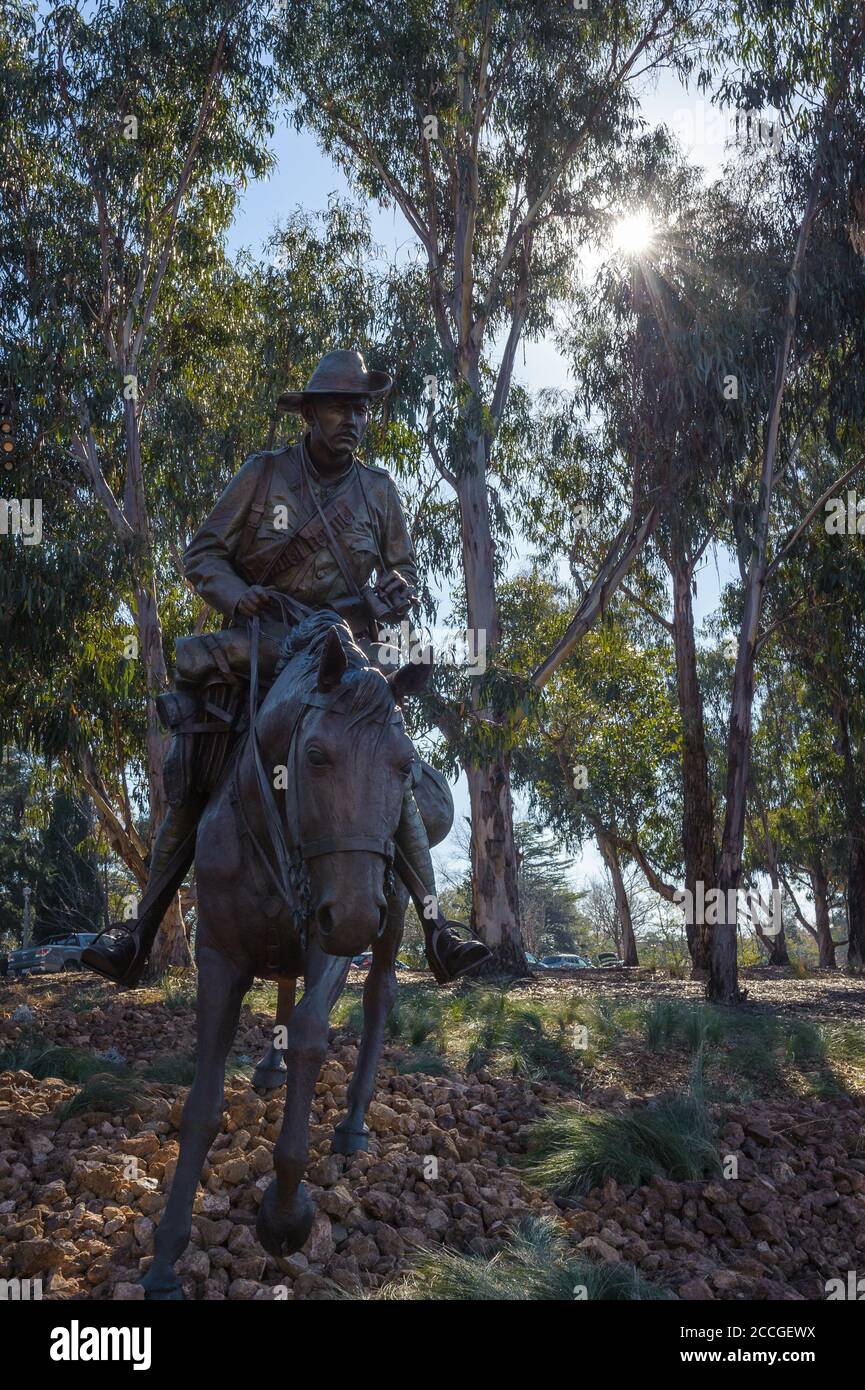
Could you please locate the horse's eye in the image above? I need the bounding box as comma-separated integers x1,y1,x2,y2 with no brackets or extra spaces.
400,762,413,779
307,747,329,767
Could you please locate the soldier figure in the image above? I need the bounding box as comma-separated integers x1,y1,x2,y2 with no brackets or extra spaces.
82,351,491,987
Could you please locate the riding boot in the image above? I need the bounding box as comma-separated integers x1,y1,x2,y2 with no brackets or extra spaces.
396,791,492,984
81,795,206,988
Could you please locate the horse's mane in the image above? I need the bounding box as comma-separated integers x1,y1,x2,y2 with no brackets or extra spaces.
274,609,395,726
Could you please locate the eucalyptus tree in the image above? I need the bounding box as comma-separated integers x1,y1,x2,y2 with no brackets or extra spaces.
270,0,713,970
757,457,865,970
542,144,781,976
705,0,865,998
1,0,278,964
0,0,427,968
749,657,847,967
501,571,681,967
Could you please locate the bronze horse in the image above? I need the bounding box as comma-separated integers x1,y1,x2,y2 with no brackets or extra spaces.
141,612,445,1299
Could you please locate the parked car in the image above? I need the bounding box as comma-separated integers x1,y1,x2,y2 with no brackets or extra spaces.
539,953,593,970
351,953,413,970
595,952,625,968
7,932,100,977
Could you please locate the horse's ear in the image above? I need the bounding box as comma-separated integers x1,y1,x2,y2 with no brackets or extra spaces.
387,648,433,704
317,626,348,693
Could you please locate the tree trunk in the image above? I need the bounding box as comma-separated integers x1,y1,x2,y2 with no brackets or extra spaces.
846,833,865,970
146,899,191,978
713,521,766,1002
754,890,790,965
457,400,525,975
670,556,715,975
598,831,639,966
124,394,191,971
711,125,828,1003
748,802,789,966
760,917,789,967
810,864,837,968
465,757,526,975
831,696,865,970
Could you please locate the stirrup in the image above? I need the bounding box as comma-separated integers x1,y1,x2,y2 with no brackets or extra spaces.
80,922,148,988
425,919,491,985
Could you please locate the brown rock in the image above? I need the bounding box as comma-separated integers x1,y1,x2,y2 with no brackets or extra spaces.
576,1236,621,1263
678,1278,714,1300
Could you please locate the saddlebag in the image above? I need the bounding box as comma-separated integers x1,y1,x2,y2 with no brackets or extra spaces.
156,683,248,808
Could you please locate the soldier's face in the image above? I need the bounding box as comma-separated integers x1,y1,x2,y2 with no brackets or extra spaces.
305,394,371,459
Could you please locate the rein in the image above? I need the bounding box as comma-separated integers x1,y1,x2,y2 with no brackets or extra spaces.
234,612,396,949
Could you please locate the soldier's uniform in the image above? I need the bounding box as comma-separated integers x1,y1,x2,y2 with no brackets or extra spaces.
184,437,417,637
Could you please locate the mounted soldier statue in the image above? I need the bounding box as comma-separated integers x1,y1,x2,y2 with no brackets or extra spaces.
81,350,492,1298
82,350,490,991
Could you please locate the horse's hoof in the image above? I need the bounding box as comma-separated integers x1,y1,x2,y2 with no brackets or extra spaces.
331,1124,369,1156
255,1180,315,1258
141,1268,184,1301
252,1064,287,1092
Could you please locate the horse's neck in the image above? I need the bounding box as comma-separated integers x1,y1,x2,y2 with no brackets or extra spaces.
254,656,309,759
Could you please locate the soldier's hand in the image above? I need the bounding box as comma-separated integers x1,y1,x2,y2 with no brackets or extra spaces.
374,570,414,618
236,585,271,618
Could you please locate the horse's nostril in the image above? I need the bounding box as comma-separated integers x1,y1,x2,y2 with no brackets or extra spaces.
375,905,387,939
317,905,333,937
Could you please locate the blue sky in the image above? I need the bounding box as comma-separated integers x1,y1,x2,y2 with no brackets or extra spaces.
224,64,742,891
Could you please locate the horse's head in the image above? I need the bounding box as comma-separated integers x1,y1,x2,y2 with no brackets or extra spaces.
284,624,432,957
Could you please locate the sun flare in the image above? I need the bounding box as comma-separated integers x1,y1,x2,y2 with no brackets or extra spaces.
611,210,656,258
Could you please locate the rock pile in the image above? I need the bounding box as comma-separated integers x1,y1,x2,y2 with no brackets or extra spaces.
2,982,864,1301
0,1043,557,1300
560,1097,865,1300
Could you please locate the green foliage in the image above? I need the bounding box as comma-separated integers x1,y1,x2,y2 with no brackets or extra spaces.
522,1078,721,1197
384,1215,672,1301
57,1072,142,1119
332,981,632,1082
0,1041,125,1082
503,574,682,890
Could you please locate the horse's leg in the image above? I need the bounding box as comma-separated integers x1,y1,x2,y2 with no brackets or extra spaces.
141,945,251,1300
256,941,350,1257
252,976,296,1091
333,892,405,1155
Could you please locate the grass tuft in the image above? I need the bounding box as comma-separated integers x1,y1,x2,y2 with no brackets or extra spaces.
158,970,197,1012
0,1042,126,1083
145,1053,197,1086
383,1216,672,1301
522,1065,720,1198
57,1072,143,1119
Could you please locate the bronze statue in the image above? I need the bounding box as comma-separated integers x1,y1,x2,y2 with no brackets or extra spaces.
82,349,490,988
140,610,446,1297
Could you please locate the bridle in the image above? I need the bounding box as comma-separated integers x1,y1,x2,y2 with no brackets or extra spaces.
235,614,397,949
